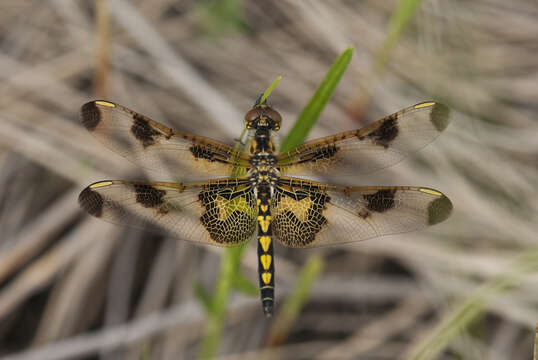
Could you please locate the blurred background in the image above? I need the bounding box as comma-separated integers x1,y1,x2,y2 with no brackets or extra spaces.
0,0,537,359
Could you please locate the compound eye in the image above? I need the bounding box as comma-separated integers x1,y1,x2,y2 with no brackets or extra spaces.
266,108,282,130
244,108,260,128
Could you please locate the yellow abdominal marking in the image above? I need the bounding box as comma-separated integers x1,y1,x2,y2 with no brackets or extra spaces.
90,181,113,189
260,254,272,270
259,236,271,252
414,102,435,109
260,204,268,212
419,188,442,196
95,100,116,107
261,272,272,284
258,216,271,233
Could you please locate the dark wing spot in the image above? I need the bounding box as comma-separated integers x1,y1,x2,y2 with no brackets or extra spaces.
430,103,450,132
80,102,101,131
310,145,339,161
427,195,453,225
131,114,160,147
189,145,230,164
190,145,216,162
368,117,399,148
292,145,339,166
134,184,166,208
364,189,396,212
79,187,103,217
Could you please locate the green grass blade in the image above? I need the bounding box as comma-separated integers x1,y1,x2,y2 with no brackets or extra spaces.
374,0,423,74
199,244,245,360
233,272,258,296
193,281,213,315
280,46,353,152
259,76,282,105
196,0,249,37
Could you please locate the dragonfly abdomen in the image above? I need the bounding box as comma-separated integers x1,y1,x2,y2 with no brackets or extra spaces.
256,185,274,317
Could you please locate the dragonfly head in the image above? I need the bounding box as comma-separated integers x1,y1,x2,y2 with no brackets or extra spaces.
244,104,282,132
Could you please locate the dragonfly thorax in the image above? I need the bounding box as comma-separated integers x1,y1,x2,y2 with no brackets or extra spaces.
248,164,279,187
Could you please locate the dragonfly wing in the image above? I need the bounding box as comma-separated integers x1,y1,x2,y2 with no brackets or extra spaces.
277,102,449,176
79,178,257,246
81,101,249,179
273,177,452,248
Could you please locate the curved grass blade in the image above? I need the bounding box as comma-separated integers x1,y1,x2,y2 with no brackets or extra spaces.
374,0,423,74
280,46,353,152
259,76,282,105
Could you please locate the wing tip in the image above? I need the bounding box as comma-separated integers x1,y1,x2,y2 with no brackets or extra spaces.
79,186,104,218
430,103,450,132
427,194,453,225
80,101,101,131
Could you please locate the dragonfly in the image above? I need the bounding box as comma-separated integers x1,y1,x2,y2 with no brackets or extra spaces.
78,98,452,316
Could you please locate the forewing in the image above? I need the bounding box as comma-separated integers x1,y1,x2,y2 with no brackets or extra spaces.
78,178,257,247
277,102,449,176
81,101,249,179
273,177,452,248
